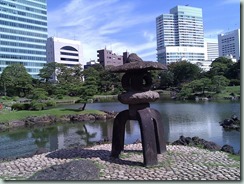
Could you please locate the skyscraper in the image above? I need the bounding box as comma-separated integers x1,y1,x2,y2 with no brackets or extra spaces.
156,5,205,64
218,29,240,60
204,38,219,61
0,0,48,77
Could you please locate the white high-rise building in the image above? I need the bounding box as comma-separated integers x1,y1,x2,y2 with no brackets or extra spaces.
46,37,83,81
204,38,219,61
218,29,240,60
46,37,83,66
156,5,205,64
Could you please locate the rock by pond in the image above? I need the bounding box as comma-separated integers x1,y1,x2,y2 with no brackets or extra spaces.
0,111,117,132
172,135,238,155
219,114,240,131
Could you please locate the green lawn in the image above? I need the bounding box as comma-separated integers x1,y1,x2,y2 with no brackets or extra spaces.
213,86,240,99
0,108,105,123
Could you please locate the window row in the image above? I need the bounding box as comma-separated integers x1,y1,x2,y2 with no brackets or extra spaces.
0,1,46,15
1,48,46,55
1,34,47,43
0,27,47,38
60,52,79,56
11,0,46,9
1,41,46,50
0,6,47,20
0,54,46,61
0,13,47,26
0,60,45,67
1,0,45,10
60,58,79,62
0,20,47,31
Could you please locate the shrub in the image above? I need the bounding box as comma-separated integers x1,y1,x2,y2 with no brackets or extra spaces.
57,95,63,99
31,102,46,111
45,100,56,107
11,103,31,111
11,103,23,111
229,79,240,86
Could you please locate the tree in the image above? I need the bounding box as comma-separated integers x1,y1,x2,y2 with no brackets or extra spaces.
168,61,202,86
38,62,57,83
159,70,174,89
208,57,234,78
99,69,122,94
212,75,230,93
188,78,211,95
178,84,192,100
225,60,240,84
0,64,32,96
31,88,48,100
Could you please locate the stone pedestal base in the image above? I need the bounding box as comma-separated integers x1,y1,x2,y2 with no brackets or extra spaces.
110,107,166,167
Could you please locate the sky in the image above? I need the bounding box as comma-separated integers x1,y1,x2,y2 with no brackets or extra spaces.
46,0,240,64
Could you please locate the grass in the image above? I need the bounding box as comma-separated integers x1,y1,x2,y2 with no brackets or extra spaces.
213,86,240,99
0,108,105,123
227,154,240,162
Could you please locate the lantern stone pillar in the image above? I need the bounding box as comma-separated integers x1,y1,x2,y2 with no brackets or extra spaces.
109,53,167,167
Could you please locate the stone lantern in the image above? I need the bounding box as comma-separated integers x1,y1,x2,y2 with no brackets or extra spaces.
109,53,168,167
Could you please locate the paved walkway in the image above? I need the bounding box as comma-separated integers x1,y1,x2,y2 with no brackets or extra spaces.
0,143,240,180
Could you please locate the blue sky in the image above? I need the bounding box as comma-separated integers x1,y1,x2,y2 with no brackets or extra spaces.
46,0,240,64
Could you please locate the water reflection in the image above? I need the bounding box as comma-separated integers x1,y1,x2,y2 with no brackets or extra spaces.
0,100,240,158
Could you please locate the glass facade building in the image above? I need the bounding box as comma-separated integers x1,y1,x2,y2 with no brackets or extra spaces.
156,6,205,64
218,29,240,60
0,0,47,77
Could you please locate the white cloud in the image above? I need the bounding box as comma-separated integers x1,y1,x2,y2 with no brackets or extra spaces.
221,0,240,4
47,0,157,64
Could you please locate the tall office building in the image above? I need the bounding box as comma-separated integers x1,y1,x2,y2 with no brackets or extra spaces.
218,29,240,60
0,0,48,77
204,38,219,61
156,5,205,64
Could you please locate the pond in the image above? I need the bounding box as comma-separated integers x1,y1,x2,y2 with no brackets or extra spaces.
0,100,240,159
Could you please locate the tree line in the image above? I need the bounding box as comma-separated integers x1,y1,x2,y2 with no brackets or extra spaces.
0,56,240,102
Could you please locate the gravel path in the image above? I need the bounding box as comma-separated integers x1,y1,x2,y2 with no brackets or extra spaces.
0,143,240,180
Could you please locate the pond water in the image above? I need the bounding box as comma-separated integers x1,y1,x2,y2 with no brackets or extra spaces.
0,100,240,158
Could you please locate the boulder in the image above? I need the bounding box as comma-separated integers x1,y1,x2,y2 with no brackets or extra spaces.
221,145,235,154
0,123,8,131
8,120,25,128
172,136,221,151
25,116,56,127
219,115,240,131
70,114,95,122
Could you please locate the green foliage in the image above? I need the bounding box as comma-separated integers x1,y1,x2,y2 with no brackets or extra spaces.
178,84,193,99
31,88,48,100
45,100,56,107
159,70,174,89
0,64,32,97
168,61,202,86
56,94,64,99
212,75,230,93
38,62,57,82
30,101,47,111
11,103,31,111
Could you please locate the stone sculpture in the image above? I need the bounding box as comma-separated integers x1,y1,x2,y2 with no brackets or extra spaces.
109,53,167,166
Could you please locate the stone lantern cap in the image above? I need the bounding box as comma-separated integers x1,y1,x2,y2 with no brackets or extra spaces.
109,53,167,73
